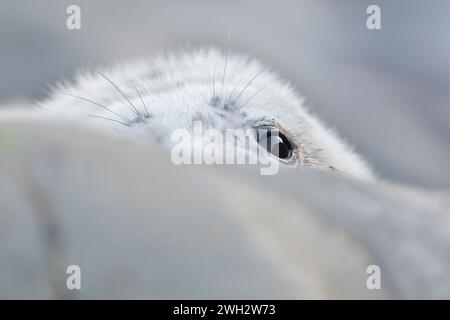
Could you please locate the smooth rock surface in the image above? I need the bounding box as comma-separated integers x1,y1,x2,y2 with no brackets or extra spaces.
0,121,449,299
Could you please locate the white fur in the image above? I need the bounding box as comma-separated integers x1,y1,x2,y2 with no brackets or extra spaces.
38,47,374,180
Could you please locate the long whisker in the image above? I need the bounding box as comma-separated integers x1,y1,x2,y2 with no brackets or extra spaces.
212,60,218,98
231,67,265,105
88,115,130,126
220,27,232,96
238,81,273,109
220,49,229,97
227,78,242,104
128,79,150,118
60,92,128,121
97,72,142,118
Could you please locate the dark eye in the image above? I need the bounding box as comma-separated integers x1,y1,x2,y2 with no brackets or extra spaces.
256,126,294,161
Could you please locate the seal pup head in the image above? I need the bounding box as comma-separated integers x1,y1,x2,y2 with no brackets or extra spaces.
41,48,374,180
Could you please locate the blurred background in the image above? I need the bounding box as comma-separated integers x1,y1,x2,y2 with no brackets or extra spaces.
0,0,449,189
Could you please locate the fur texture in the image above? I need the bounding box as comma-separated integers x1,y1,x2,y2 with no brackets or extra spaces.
39,48,374,179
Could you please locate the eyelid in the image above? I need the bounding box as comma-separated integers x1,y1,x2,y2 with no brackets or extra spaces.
253,123,299,164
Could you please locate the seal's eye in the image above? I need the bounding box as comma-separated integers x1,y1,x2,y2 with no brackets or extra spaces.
256,126,294,161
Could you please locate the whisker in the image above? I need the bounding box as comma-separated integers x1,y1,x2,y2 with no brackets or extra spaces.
88,115,130,127
212,60,219,98
60,92,128,121
220,49,229,97
97,72,142,118
128,79,150,118
238,81,273,109
231,67,265,105
227,78,242,104
220,27,232,96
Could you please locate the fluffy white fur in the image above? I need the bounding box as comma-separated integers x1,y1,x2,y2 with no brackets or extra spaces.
37,47,373,180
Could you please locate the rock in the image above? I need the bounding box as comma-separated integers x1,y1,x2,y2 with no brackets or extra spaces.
0,121,449,299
